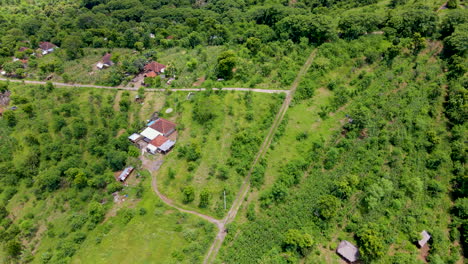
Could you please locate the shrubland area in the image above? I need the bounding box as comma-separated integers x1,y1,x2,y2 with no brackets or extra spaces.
0,0,467,263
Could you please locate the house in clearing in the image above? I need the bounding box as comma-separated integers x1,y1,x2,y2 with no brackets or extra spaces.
336,240,360,263
417,230,431,248
39,42,57,55
149,118,176,137
144,61,166,77
137,118,177,152
97,53,113,69
118,166,134,182
147,135,176,154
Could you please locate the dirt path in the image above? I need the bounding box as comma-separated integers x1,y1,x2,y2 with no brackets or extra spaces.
142,156,223,231
203,49,318,264
0,78,288,94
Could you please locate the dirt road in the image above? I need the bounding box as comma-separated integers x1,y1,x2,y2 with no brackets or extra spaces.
0,78,288,94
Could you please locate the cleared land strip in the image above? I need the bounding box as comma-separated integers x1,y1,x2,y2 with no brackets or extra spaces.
0,78,288,94
203,48,318,264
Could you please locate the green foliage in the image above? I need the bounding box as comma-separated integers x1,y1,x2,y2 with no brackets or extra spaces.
282,229,313,256
182,186,195,204
62,35,84,60
317,195,341,220
356,224,385,260
199,189,210,208
87,202,105,224
4,240,22,259
216,50,236,80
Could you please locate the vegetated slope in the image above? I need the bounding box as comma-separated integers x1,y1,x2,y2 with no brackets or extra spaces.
219,35,465,263
0,83,145,262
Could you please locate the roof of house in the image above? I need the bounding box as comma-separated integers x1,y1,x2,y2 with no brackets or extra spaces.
140,127,162,140
39,42,57,50
418,230,431,248
118,166,134,181
145,71,157,78
102,53,112,65
149,135,169,147
150,118,176,135
336,240,360,263
144,61,166,73
159,139,176,152
18,47,29,52
128,133,142,142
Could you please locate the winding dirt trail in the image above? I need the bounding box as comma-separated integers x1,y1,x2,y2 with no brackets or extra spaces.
0,78,288,94
144,157,224,230
139,48,317,264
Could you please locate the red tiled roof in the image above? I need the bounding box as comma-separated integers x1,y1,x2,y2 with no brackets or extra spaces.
150,118,176,135
39,42,57,50
102,53,112,65
144,61,166,73
166,35,174,40
149,135,169,147
145,71,157,78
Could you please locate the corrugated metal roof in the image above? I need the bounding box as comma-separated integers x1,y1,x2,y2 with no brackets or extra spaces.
337,240,360,262
140,127,162,140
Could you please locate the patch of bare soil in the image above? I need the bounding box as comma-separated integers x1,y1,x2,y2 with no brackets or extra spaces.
0,91,11,106
418,244,429,263
192,76,205,87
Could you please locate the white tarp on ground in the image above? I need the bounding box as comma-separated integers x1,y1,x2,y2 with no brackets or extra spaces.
140,127,162,141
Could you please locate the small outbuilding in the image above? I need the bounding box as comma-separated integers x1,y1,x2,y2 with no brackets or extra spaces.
336,240,360,263
118,167,134,182
128,133,142,143
417,230,431,248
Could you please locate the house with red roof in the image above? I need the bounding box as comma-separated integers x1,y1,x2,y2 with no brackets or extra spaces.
144,61,166,76
150,118,176,137
39,42,57,55
97,53,113,69
146,135,176,154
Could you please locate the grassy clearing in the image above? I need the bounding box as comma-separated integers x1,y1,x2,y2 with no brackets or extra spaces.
71,172,216,264
156,91,282,218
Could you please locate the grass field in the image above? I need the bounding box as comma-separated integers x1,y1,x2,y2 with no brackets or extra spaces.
71,172,216,264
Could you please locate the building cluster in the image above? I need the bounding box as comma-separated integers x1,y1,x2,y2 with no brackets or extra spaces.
335,230,431,263
128,117,176,155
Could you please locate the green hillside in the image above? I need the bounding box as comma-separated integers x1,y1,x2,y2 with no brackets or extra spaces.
0,0,466,263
